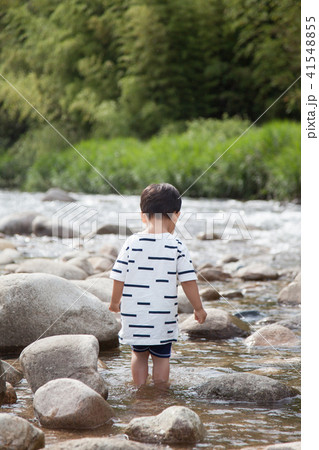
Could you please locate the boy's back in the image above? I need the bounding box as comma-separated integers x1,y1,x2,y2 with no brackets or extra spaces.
110,232,197,345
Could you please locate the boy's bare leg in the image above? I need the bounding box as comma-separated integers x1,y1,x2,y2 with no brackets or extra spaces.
151,354,170,384
131,350,149,386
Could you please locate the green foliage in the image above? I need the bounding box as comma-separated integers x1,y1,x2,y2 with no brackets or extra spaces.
1,119,300,200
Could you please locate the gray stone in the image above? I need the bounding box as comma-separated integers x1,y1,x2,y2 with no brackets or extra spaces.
245,324,299,348
236,263,279,281
278,281,301,305
3,382,17,404
195,373,299,405
0,211,38,235
276,314,301,331
96,224,132,236
197,232,221,240
197,268,231,282
67,257,95,276
0,413,45,449
0,248,20,265
125,406,205,444
1,361,23,386
15,258,87,279
32,215,79,238
42,188,76,202
48,437,151,449
177,287,194,313
0,360,6,405
0,238,16,250
221,290,244,299
88,256,114,272
33,378,114,430
199,286,221,301
71,278,114,303
20,334,108,398
180,308,250,339
0,273,119,355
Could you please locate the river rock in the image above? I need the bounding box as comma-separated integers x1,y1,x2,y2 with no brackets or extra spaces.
195,373,299,404
245,324,299,348
199,286,221,301
197,232,221,240
88,256,114,272
99,243,118,259
278,280,301,305
0,360,6,405
32,215,79,238
236,263,279,281
96,223,133,236
180,308,250,339
3,382,17,403
0,211,38,235
178,287,194,313
67,257,95,276
0,273,120,354
72,278,114,302
20,334,108,398
15,258,87,279
42,187,76,202
125,406,205,444
48,437,151,449
276,314,301,331
33,378,114,429
0,248,20,265
221,289,244,299
197,268,231,282
0,238,16,250
1,361,23,386
0,413,45,449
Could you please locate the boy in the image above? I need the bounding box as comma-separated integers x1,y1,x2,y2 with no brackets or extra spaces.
109,183,207,386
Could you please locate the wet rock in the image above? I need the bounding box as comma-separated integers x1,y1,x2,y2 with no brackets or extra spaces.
0,273,120,355
15,258,87,279
0,413,45,449
0,248,20,265
221,255,240,264
32,215,79,238
0,211,38,235
197,268,231,282
96,223,132,236
42,187,76,202
48,437,150,449
1,361,23,386
88,256,114,272
3,382,17,403
199,286,221,301
236,263,279,281
180,308,250,339
72,278,114,303
276,315,301,331
221,289,244,299
67,257,95,276
278,280,301,305
195,373,299,405
177,287,194,313
20,334,108,399
60,250,91,262
125,406,205,444
0,360,6,405
0,238,16,250
33,378,114,430
245,324,299,348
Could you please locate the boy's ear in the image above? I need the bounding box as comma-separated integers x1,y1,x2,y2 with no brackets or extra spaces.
176,211,181,218
141,212,147,223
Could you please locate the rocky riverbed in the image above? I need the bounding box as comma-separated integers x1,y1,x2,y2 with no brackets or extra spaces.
0,189,300,449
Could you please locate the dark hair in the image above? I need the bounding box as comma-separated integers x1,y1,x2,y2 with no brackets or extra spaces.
140,183,182,217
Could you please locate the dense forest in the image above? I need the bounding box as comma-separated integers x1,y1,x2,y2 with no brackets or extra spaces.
0,0,301,199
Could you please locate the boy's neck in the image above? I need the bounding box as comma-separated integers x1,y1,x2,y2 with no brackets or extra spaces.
145,217,175,234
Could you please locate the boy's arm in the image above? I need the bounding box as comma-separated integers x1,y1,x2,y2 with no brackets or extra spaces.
109,280,124,313
181,280,207,324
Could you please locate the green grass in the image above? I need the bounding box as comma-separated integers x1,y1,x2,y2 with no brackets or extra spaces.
0,118,300,200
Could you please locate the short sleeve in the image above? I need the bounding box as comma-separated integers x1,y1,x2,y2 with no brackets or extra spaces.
110,239,130,282
176,241,197,283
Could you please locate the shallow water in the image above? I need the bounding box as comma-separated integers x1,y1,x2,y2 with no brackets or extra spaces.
0,190,301,448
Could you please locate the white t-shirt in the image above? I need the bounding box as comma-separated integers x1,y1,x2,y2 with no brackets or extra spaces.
110,232,197,345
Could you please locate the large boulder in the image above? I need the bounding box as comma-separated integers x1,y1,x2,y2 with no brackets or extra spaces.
125,406,205,444
32,215,79,239
195,373,299,405
0,414,45,449
72,278,114,303
33,378,114,429
180,308,250,339
42,188,76,202
278,280,301,305
48,437,151,449
15,258,87,279
0,360,6,405
20,334,108,398
236,263,279,281
0,212,38,235
245,324,299,348
0,273,120,355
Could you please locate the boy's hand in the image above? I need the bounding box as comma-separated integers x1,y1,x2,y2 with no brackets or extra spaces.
194,308,207,324
109,302,120,313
